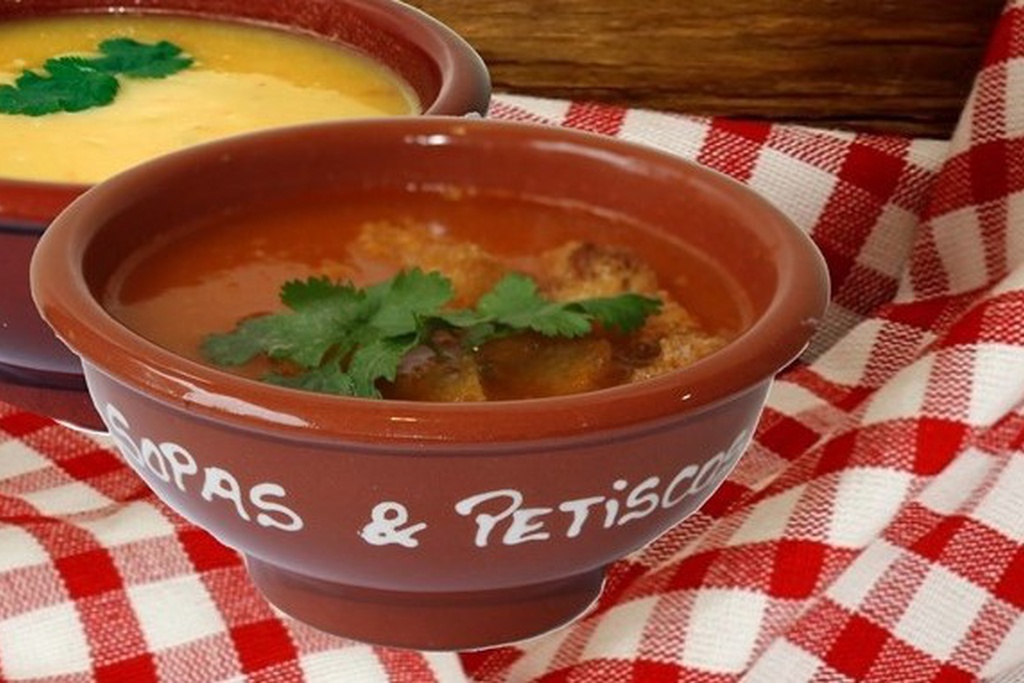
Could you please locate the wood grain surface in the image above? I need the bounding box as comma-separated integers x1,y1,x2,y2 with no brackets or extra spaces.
408,0,1005,138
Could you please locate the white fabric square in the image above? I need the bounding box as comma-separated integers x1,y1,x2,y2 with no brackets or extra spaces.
0,602,91,678
298,648,388,682
918,448,993,515
0,525,49,572
972,455,1024,540
861,355,935,425
905,138,951,170
814,318,887,387
857,203,920,279
930,205,989,295
767,381,827,416
21,481,112,516
827,539,901,610
420,653,472,683
748,149,837,233
728,485,805,546
619,109,709,162
894,565,989,660
128,575,224,650
967,343,1024,427
681,589,767,672
581,596,658,660
827,468,913,548
0,440,50,479
743,639,822,682
77,500,175,547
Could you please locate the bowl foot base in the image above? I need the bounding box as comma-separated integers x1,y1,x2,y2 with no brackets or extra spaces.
244,555,605,651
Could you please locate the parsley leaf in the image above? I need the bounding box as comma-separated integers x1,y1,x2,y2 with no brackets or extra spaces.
573,294,664,333
0,37,192,116
202,269,662,399
89,38,193,78
0,60,118,115
475,273,594,337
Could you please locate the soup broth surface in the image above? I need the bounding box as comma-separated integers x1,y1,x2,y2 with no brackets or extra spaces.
104,188,741,400
0,14,419,183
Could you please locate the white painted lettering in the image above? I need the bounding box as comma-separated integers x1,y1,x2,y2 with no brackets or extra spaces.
558,496,605,538
504,507,552,544
200,466,251,521
662,464,699,508
618,476,662,525
250,483,304,532
454,489,522,548
157,442,198,492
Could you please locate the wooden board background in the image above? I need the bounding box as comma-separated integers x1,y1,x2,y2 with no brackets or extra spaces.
408,0,1005,138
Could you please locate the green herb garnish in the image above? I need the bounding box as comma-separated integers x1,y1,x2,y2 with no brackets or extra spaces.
202,269,663,399
0,38,193,116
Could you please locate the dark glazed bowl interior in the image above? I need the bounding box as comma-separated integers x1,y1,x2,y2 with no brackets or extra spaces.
0,0,490,428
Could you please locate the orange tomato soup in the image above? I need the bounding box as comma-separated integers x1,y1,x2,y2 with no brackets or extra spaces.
104,188,739,400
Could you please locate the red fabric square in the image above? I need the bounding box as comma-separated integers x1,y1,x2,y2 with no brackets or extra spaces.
839,142,907,199
56,548,122,599
770,540,826,599
630,659,683,681
230,619,298,674
914,419,967,475
0,411,52,437
666,551,718,591
983,6,1023,66
759,416,821,460
178,528,240,572
968,140,1010,204
815,431,859,477
95,654,157,683
935,663,977,683
460,648,524,680
827,614,890,679
909,515,961,561
699,479,748,518
60,448,125,481
995,546,1024,609
883,298,958,333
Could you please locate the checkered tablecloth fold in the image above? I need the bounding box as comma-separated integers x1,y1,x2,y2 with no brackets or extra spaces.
2,1,1023,681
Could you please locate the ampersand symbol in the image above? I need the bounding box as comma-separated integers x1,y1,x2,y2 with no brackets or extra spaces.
359,502,427,548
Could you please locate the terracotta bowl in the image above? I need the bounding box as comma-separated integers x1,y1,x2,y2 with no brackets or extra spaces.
0,0,490,430
31,118,828,650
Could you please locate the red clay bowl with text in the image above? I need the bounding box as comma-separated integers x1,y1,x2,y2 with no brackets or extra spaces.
31,118,828,650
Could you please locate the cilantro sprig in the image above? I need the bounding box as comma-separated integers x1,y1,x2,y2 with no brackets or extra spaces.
0,38,192,116
202,269,663,399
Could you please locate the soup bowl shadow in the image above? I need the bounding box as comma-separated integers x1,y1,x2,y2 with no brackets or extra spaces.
31,118,828,651
0,0,490,430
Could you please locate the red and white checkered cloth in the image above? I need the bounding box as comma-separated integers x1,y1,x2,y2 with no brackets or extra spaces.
2,1,1023,680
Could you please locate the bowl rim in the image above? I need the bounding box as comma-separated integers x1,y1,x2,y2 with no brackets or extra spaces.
31,118,830,445
0,0,491,228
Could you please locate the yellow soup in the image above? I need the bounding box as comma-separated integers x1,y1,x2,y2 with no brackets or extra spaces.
0,14,420,183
